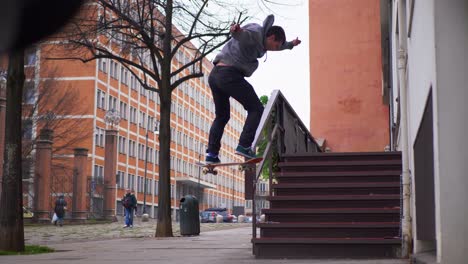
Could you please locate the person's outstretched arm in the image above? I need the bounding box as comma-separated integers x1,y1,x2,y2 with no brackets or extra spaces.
281,37,301,50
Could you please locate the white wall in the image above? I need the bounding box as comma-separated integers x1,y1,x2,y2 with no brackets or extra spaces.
403,0,438,254
434,1,468,263
392,1,468,262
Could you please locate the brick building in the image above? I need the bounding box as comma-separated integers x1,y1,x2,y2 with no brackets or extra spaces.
309,0,390,152
1,24,247,220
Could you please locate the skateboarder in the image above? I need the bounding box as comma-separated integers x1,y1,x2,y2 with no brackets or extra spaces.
206,14,301,164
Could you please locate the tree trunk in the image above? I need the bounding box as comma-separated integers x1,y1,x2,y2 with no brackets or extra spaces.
155,0,174,238
0,50,25,251
155,87,173,237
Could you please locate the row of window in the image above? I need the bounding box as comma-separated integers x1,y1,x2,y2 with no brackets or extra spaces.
98,58,244,126
204,194,243,209
98,163,244,201
116,171,157,195
117,136,159,162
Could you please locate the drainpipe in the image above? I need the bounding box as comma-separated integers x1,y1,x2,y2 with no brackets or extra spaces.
397,0,412,258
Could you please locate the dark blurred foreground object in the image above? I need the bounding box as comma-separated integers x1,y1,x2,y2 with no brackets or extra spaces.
0,0,84,52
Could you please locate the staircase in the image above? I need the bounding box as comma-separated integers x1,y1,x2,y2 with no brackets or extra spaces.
252,152,402,259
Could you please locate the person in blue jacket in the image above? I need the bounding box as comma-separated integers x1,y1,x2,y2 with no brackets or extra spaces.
206,14,301,163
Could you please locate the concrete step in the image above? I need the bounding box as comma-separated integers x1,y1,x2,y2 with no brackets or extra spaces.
263,207,401,222
273,182,400,195
274,170,401,183
258,222,400,238
268,194,401,209
252,237,402,258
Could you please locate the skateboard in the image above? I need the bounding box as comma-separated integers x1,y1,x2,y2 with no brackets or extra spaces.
196,157,263,175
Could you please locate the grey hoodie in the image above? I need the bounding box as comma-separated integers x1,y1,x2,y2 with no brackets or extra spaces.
213,15,294,77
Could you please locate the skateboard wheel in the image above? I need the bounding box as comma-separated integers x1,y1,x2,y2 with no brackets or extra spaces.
212,170,218,175
202,168,209,175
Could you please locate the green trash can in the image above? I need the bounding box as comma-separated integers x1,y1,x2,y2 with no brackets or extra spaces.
179,195,200,236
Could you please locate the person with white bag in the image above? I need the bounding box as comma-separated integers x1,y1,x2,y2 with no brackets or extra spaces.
53,194,67,226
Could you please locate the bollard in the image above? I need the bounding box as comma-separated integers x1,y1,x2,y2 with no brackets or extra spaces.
216,214,223,223
238,215,245,223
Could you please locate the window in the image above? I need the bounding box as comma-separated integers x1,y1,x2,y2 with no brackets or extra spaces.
148,147,153,163
24,49,36,66
122,69,128,85
128,140,136,157
119,101,127,119
130,107,137,123
137,176,144,193
108,95,117,111
117,171,125,189
22,119,33,140
118,136,127,154
96,90,106,109
138,143,145,160
145,178,152,194
154,150,159,164
23,81,35,104
127,174,135,190
94,165,104,183
154,180,159,195
140,84,147,97
110,61,119,79
130,75,137,90
99,58,107,73
95,127,105,147
139,111,146,128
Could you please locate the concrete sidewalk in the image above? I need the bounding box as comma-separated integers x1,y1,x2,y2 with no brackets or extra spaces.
1,226,409,264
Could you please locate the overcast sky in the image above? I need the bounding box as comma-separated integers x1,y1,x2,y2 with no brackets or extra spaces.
243,1,311,130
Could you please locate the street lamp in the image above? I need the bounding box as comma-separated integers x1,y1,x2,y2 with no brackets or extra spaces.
197,142,205,204
104,109,121,128
103,108,120,221
142,118,158,220
232,169,235,213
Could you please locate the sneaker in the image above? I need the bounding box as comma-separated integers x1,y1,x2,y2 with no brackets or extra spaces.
235,145,256,159
205,155,221,164
123,225,129,228
129,225,133,228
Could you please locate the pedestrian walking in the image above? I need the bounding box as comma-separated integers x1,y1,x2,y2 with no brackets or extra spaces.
53,194,67,227
122,188,137,228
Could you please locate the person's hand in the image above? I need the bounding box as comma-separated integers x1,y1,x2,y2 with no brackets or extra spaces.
292,37,301,46
230,23,241,33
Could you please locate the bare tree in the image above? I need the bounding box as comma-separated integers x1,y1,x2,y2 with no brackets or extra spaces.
0,51,25,252
51,0,247,237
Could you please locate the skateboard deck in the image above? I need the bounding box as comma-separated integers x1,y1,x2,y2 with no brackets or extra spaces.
196,157,263,175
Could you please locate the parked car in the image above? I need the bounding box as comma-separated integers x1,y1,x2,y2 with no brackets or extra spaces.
204,208,234,223
200,211,217,223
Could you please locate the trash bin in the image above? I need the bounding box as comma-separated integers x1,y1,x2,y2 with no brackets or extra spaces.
179,195,200,236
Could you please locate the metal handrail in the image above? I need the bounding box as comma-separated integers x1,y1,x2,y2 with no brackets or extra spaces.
249,90,321,240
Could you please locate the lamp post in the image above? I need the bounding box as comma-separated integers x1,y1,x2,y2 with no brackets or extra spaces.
197,142,204,206
104,109,121,128
103,108,120,221
232,168,235,214
142,118,158,221
0,71,7,197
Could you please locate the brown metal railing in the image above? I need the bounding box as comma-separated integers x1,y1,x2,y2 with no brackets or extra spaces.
249,90,321,241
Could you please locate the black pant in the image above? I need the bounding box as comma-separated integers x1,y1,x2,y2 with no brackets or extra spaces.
207,66,264,155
